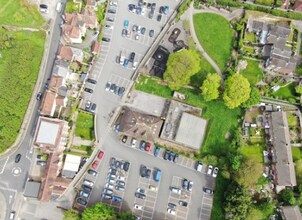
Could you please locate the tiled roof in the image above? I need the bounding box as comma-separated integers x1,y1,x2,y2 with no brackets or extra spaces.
40,90,56,116
57,46,73,61
91,41,100,54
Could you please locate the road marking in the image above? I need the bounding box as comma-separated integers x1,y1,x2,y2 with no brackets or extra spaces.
0,157,9,174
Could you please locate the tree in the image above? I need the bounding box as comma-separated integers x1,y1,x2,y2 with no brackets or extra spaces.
223,74,251,109
233,157,263,187
164,49,201,90
230,155,241,170
81,203,116,220
224,181,252,220
246,207,263,220
117,211,136,220
201,73,221,101
63,209,80,220
279,189,296,205
295,85,302,94
242,87,261,107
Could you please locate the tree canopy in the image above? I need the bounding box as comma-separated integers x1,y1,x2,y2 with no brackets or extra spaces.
223,74,251,109
63,209,80,220
164,49,201,90
81,203,116,220
242,87,261,107
224,181,252,220
295,85,302,94
201,73,221,101
233,157,263,187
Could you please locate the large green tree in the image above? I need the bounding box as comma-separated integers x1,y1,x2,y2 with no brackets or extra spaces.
201,73,221,101
279,189,296,205
81,203,116,220
242,87,261,107
63,209,80,220
164,49,201,90
117,211,136,220
224,182,252,220
233,157,263,187
223,74,251,109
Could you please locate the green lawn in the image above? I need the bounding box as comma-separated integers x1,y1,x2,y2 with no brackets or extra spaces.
193,13,234,70
0,28,45,152
273,82,297,100
244,32,256,42
240,59,262,85
292,147,301,162
135,75,242,219
287,113,299,127
295,159,302,184
75,111,95,140
240,145,264,163
0,0,44,27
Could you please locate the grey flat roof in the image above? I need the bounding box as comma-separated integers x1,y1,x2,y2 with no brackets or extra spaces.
175,112,207,149
36,120,59,145
24,181,41,198
281,206,302,220
271,111,296,187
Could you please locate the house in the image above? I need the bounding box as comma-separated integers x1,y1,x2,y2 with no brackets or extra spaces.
40,75,68,117
91,40,100,55
62,154,82,179
53,59,70,79
294,0,302,12
33,117,70,201
57,45,83,63
280,206,302,220
81,8,98,29
86,0,97,10
271,111,296,192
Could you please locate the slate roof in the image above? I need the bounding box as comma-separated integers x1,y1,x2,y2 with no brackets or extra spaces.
281,206,302,220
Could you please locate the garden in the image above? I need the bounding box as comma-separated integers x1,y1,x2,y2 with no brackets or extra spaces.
239,59,263,86
75,111,95,141
0,0,44,27
193,13,234,70
0,28,45,152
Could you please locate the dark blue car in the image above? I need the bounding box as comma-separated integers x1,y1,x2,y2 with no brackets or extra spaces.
154,146,160,157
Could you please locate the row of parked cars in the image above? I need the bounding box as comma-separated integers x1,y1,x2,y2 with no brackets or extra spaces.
104,82,125,97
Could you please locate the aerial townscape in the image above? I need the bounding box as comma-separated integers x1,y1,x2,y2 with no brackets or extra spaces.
2,0,302,220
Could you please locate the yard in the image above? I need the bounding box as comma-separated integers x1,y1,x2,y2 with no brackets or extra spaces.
239,59,263,85
0,28,45,152
193,13,234,70
272,82,297,100
0,0,44,27
240,145,264,163
75,111,95,141
295,159,302,184
135,75,242,219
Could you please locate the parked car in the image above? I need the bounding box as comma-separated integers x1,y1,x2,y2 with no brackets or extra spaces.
213,167,219,178
81,185,92,193
106,17,114,22
134,204,143,210
182,179,189,189
173,154,179,163
37,155,42,160
203,187,214,194
15,154,21,163
140,27,146,35
77,198,87,206
83,179,94,187
39,4,48,13
145,142,151,152
168,203,176,209
188,181,193,191
98,150,104,159
109,83,116,93
102,37,111,42
207,165,213,176
148,10,154,19
117,175,125,181
163,150,170,160
140,140,146,151
108,9,116,14
9,211,15,220
123,59,129,67
129,52,135,62
36,161,47,166
132,25,138,32
102,193,112,200
90,103,96,113
85,100,91,111
157,14,162,22
128,4,136,12
103,188,113,194
154,146,160,157
115,185,125,191
151,3,156,10
87,78,97,84
36,92,42,100
131,138,137,148
116,180,125,186
84,88,93,93
133,61,138,70
79,190,90,198
149,185,158,192
196,161,203,172
121,135,127,143
149,29,154,37
135,192,146,199
122,29,127,37
105,183,114,189
104,24,113,30
123,161,130,172
167,208,176,215
170,187,181,195
92,160,99,169
105,82,111,91
111,196,123,202
140,165,148,177
88,169,97,176
179,200,188,207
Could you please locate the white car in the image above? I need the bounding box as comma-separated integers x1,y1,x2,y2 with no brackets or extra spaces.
105,183,114,189
167,208,176,215
83,179,94,187
132,61,138,70
105,82,111,91
109,1,117,6
212,167,219,178
131,138,137,148
149,185,158,192
134,204,143,210
104,24,113,30
117,176,125,181
207,165,213,176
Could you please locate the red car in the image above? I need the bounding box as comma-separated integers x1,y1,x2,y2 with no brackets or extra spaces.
98,151,104,159
145,142,151,152
92,160,99,169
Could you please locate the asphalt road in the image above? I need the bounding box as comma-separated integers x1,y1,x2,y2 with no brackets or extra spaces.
0,1,65,219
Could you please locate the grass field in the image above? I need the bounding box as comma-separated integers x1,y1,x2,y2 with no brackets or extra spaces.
135,75,242,219
0,0,44,27
0,28,45,152
75,111,95,140
240,145,264,163
240,59,263,85
273,82,297,100
193,13,234,70
295,159,302,184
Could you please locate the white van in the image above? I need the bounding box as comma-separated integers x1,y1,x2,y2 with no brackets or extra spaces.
170,187,181,195
83,179,94,187
56,2,62,13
